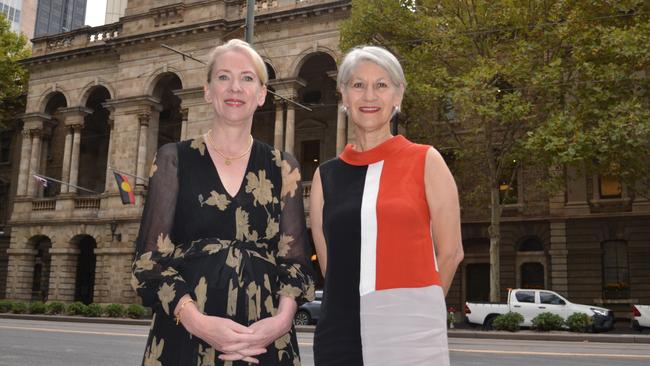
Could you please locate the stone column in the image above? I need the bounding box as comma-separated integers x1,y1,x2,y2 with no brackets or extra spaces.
60,127,73,194
5,247,38,301
27,130,43,197
336,102,347,154
68,125,82,194
273,100,284,149
284,103,295,155
104,115,115,192
136,112,150,187
549,220,569,296
47,247,80,302
16,129,33,196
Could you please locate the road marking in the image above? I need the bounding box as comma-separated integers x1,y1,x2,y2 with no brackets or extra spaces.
0,325,147,338
0,325,315,347
450,348,650,359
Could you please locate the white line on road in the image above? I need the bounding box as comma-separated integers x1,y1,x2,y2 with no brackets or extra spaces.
450,348,650,359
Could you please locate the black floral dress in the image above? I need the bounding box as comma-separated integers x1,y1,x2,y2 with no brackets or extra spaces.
132,135,315,366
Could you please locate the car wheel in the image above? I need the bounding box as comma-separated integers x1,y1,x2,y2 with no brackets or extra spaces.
294,310,311,326
483,314,497,331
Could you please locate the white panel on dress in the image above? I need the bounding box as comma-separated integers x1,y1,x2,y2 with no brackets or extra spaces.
359,161,383,296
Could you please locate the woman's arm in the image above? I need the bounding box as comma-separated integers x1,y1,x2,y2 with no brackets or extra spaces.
310,168,327,278
424,147,464,295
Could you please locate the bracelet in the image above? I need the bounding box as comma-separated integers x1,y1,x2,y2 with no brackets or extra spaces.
174,298,196,326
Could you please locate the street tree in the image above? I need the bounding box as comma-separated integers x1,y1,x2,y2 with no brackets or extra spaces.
340,0,650,301
0,13,30,129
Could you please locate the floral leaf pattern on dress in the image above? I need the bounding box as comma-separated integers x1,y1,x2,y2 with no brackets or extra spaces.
271,149,283,167
195,277,207,313
133,252,155,272
190,136,206,156
149,155,158,178
266,217,279,239
156,233,174,256
281,160,301,200
200,190,230,211
197,344,215,366
143,336,164,366
277,234,293,257
246,170,275,206
157,283,176,315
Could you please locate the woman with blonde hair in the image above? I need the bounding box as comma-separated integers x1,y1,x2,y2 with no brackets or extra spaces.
310,45,464,365
132,39,315,365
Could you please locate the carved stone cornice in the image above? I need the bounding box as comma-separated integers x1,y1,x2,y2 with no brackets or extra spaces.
268,78,306,99
18,112,54,132
102,96,162,115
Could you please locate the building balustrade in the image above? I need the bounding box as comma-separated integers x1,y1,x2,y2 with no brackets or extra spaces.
74,197,102,210
31,199,56,211
31,23,122,57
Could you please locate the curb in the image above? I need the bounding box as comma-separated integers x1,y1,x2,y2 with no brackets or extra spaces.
447,328,650,344
3,314,648,343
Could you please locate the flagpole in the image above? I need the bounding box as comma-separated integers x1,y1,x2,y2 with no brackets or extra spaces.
32,173,99,195
109,167,148,184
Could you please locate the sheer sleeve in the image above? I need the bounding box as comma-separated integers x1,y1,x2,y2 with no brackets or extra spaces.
276,152,316,304
131,143,189,317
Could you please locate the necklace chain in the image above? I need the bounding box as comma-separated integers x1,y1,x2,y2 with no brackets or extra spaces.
204,130,253,166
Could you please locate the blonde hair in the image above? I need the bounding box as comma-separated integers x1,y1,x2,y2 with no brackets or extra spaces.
206,39,268,85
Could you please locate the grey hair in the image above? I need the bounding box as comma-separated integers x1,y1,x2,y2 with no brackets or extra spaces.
206,39,268,85
337,46,407,90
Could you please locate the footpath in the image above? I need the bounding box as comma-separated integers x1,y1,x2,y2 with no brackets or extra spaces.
2,313,649,344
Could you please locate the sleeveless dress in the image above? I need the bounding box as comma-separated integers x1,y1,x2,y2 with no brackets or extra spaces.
132,136,315,366
314,135,450,366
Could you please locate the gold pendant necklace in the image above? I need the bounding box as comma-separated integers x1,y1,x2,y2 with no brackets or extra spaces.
204,130,253,166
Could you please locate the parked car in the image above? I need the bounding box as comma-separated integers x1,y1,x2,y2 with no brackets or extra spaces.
465,288,615,332
294,290,322,325
632,305,650,331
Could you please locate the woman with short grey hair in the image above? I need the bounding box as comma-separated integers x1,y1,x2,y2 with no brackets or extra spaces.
310,45,463,365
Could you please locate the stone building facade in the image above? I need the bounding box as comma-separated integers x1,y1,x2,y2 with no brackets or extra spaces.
2,0,648,320
6,0,351,305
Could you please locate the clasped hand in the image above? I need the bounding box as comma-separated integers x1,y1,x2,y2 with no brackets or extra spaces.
183,308,292,364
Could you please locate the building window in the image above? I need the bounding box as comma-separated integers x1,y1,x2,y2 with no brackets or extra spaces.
599,175,622,199
0,132,12,163
499,160,519,205
602,240,630,299
521,262,545,289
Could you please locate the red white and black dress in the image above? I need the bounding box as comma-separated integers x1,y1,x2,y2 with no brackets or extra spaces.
313,135,450,366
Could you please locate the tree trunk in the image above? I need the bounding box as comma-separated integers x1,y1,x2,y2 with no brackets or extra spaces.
489,186,502,302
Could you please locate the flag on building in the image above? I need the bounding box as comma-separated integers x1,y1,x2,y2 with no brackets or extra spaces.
33,175,49,188
114,172,135,205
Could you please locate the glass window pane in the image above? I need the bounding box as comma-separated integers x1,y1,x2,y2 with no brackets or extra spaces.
515,290,535,303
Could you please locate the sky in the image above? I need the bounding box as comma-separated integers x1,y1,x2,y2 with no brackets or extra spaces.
85,0,108,27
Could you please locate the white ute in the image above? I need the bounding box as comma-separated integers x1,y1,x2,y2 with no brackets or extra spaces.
464,289,614,332
632,305,650,331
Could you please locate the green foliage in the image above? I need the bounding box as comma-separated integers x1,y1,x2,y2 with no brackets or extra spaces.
45,301,66,315
84,304,103,317
28,301,46,314
126,304,146,319
11,302,27,314
532,312,565,331
493,312,524,332
105,304,126,318
0,13,30,128
66,302,88,316
566,312,593,333
0,300,13,313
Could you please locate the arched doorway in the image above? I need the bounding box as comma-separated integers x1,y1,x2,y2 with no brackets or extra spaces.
295,52,338,177
73,235,97,304
79,86,111,194
29,235,52,301
153,73,182,149
42,93,67,197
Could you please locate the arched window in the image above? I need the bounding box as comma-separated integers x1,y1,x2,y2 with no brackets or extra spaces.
519,238,544,252
520,262,545,289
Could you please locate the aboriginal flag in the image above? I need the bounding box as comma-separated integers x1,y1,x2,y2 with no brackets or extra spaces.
114,172,135,204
